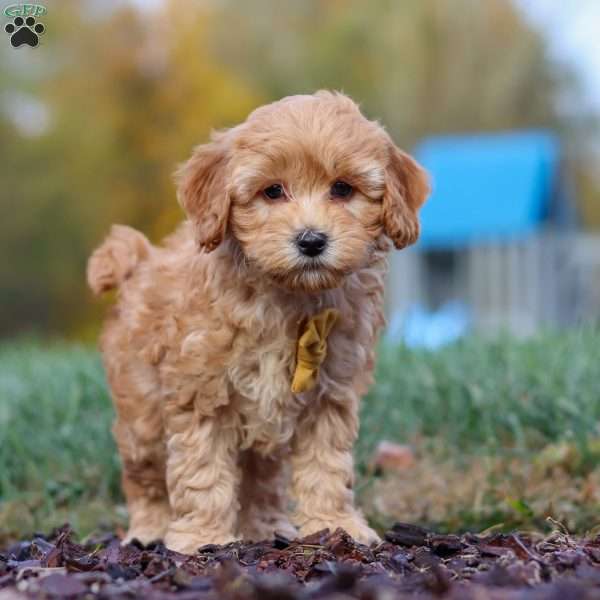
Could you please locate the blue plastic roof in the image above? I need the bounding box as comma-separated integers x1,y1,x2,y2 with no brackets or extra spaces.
414,130,560,249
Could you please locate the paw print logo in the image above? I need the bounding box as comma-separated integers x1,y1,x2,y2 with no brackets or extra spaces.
4,16,45,48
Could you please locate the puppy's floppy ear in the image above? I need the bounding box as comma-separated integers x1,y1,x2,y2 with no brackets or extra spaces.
175,130,232,252
382,141,430,249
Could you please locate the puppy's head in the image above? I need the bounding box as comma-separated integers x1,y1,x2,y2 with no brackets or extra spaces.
177,91,429,292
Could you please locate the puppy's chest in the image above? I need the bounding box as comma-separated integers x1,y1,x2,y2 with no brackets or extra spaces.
228,322,306,451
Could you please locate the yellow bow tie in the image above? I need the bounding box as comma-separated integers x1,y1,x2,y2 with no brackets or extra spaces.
291,308,340,393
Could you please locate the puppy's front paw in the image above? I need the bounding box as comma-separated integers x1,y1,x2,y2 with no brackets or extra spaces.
164,529,238,554
337,518,381,547
298,514,381,546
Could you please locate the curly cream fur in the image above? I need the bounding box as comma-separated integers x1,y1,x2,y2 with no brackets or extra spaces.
89,91,429,554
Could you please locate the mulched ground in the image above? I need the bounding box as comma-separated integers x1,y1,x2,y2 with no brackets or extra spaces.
3,523,600,599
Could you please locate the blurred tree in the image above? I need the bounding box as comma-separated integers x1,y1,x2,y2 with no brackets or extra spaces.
0,0,260,337
211,0,567,142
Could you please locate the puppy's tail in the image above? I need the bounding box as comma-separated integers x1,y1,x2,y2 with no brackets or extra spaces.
87,224,151,295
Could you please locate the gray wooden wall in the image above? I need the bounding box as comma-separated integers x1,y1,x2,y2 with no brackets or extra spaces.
385,232,600,335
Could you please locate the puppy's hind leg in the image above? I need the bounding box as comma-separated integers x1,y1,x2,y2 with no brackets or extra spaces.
113,413,171,545
120,463,171,546
109,365,171,545
237,450,297,542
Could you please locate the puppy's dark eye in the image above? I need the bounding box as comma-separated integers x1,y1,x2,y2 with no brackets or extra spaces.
330,181,353,199
263,184,285,200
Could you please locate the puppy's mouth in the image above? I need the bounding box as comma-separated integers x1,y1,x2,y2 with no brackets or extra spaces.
269,259,350,292
296,257,329,271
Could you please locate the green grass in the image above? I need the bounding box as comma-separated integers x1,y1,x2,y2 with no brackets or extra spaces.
1,330,599,542
0,342,122,541
358,329,600,534
359,328,600,460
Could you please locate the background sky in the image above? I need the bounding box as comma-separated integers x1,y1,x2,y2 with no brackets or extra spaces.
517,0,600,112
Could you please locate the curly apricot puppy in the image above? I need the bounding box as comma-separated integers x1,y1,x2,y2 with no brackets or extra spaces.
87,91,429,554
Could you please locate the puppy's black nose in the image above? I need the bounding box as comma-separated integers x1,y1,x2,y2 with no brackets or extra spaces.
296,229,328,257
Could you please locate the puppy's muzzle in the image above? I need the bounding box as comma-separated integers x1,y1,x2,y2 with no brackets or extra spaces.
295,229,328,257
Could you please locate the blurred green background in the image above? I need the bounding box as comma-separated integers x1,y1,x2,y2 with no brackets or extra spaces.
2,0,600,541
2,0,599,339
